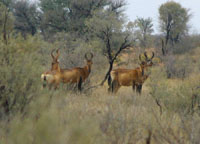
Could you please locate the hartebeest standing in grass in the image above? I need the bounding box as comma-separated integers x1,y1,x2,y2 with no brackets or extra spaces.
41,49,93,91
41,49,62,89
109,52,154,94
60,52,93,91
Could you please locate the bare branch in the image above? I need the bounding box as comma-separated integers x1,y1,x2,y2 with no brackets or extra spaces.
100,34,132,86
112,34,131,62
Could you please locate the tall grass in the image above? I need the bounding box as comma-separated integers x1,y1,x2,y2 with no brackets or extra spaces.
1,34,200,144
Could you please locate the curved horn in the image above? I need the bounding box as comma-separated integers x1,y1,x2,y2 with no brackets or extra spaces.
144,52,148,61
85,53,89,61
55,48,60,60
150,52,154,60
51,49,56,60
89,52,93,60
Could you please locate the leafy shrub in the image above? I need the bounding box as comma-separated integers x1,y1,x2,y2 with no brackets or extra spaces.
147,66,200,115
164,54,192,79
173,35,200,54
0,35,49,118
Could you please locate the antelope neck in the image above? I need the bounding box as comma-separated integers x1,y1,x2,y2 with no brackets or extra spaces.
139,66,144,76
85,64,91,73
51,65,61,72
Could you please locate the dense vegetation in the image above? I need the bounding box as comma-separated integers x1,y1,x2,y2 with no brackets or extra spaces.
0,0,200,143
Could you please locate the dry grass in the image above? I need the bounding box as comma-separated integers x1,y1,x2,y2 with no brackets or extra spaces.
1,43,200,144
1,81,199,144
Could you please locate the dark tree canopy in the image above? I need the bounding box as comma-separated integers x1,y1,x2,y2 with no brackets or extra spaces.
13,1,41,36
39,0,109,35
0,0,13,10
39,0,126,37
159,1,190,55
0,2,14,44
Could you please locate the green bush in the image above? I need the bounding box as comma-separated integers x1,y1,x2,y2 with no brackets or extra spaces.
147,66,200,115
0,35,50,117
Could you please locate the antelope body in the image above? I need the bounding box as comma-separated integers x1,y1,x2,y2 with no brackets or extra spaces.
62,55,93,83
109,52,154,94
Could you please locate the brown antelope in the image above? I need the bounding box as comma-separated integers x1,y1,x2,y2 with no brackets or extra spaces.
41,49,62,89
60,52,93,91
41,49,93,91
109,52,154,94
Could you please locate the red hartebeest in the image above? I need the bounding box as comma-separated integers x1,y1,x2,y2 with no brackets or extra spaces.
41,49,93,91
41,49,62,89
109,52,154,94
60,52,93,91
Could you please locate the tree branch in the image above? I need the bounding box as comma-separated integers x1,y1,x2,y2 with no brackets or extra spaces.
100,34,131,86
112,34,131,62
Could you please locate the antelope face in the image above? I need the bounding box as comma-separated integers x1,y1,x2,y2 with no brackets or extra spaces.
139,52,155,68
86,60,93,66
146,59,154,67
140,61,149,70
85,52,93,68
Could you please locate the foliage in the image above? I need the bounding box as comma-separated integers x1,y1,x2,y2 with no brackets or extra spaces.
128,17,154,48
0,0,13,9
164,54,192,79
1,74,200,143
0,35,49,118
0,2,14,43
13,1,41,37
147,64,200,116
147,67,189,114
159,1,190,40
39,0,126,38
86,10,125,52
0,1,200,144
159,1,190,55
39,0,109,37
39,0,71,35
86,9,132,85
173,34,200,54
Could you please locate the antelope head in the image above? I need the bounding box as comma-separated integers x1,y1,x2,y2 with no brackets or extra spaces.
51,48,60,72
139,52,154,75
139,52,154,67
84,52,93,73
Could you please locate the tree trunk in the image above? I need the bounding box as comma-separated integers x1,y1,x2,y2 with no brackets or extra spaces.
100,61,114,86
3,10,8,45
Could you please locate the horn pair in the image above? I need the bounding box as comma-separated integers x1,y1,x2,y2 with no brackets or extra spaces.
139,52,154,62
51,48,60,60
